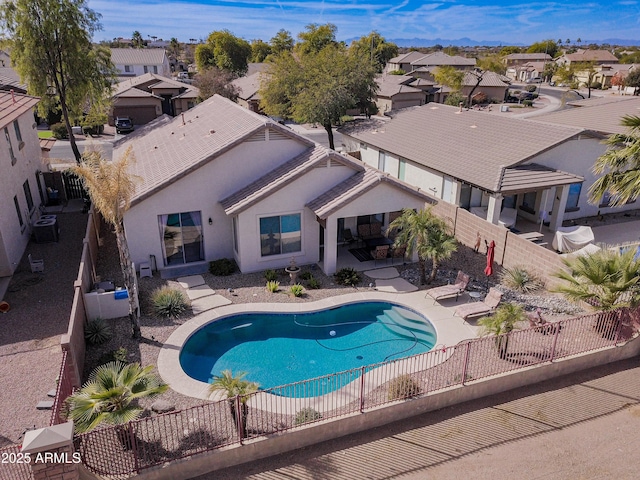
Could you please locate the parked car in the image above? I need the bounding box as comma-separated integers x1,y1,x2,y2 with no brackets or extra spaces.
115,117,134,134
526,76,542,84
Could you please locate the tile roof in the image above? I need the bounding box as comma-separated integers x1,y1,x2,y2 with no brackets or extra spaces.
411,52,476,67
533,96,640,135
0,91,39,129
39,138,56,151
116,95,312,206
463,71,509,87
306,168,435,219
221,146,362,215
232,72,262,101
375,75,423,97
500,164,583,193
388,51,425,65
113,73,199,98
0,67,25,91
504,53,552,61
339,103,584,192
111,48,167,66
115,87,160,99
562,49,618,63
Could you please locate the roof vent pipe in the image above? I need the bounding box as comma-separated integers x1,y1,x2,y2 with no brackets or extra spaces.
459,102,463,112
181,113,185,125
10,89,15,104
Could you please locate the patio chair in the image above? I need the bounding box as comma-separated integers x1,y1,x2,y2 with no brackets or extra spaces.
342,228,358,247
358,224,372,240
454,287,503,320
372,245,389,266
369,222,383,238
425,271,470,302
28,254,44,273
390,245,407,265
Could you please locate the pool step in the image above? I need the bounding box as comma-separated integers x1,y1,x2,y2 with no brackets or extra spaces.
377,309,436,344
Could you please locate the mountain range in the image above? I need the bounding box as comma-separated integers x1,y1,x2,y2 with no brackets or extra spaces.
376,37,640,48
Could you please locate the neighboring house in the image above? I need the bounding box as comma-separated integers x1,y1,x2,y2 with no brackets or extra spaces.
511,61,547,83
460,71,510,103
385,51,426,73
373,74,429,113
110,73,200,126
0,91,44,277
111,48,171,79
232,72,262,113
555,49,618,66
116,95,434,277
339,103,629,232
409,52,476,75
503,53,552,68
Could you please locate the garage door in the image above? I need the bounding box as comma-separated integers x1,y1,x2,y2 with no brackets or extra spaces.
112,106,158,125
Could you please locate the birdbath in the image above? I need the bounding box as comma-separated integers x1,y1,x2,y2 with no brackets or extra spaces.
284,258,300,284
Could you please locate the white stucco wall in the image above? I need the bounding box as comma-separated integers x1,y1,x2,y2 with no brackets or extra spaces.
123,137,309,270
0,111,43,275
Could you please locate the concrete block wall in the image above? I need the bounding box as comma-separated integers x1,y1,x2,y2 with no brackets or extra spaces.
502,232,564,287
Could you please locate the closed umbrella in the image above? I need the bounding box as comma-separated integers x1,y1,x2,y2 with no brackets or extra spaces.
484,240,495,277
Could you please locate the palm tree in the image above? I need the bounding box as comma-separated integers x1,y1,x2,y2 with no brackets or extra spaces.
65,361,168,434
72,147,141,337
132,31,144,48
589,115,640,207
388,208,457,284
209,370,259,438
553,248,640,311
478,303,525,359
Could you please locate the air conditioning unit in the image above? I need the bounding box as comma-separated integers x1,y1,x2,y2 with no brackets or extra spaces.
33,218,59,243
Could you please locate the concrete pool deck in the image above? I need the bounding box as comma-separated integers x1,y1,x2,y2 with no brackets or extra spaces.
158,290,482,403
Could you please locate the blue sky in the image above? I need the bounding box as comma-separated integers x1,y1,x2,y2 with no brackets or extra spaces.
88,0,640,45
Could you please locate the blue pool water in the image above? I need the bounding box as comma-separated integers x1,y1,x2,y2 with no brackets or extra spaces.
180,302,437,397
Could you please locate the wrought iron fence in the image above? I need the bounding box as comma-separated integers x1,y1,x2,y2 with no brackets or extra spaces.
76,308,636,478
0,444,33,480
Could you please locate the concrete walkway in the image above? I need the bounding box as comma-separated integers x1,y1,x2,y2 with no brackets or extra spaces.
197,355,640,480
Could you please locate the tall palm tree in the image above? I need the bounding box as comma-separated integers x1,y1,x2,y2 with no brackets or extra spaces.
65,361,168,434
589,115,640,207
209,370,259,438
478,303,525,359
553,248,640,311
388,208,457,284
72,147,141,337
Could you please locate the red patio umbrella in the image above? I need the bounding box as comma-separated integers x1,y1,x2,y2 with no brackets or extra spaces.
484,240,495,277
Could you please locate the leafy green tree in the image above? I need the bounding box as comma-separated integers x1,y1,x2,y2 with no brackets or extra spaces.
625,68,640,95
349,31,398,73
295,23,338,55
168,37,181,59
387,208,457,284
542,62,558,82
573,61,598,97
131,30,144,48
444,92,466,107
554,248,640,310
269,29,294,55
476,54,506,75
0,0,117,163
527,40,558,58
433,65,464,92
195,30,251,75
194,67,238,101
499,46,522,56
72,147,141,337
478,303,525,359
589,115,640,207
209,370,259,438
554,63,577,88
260,43,377,149
250,39,271,63
65,361,168,433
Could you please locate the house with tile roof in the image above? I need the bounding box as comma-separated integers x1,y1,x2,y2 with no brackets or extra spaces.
111,48,171,80
385,51,426,73
339,103,617,231
555,49,619,67
0,91,45,277
231,72,262,113
110,73,200,126
503,53,553,68
114,95,434,276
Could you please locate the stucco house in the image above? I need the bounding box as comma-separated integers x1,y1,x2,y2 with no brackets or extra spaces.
231,72,262,113
555,49,618,67
0,91,44,278
115,95,434,277
110,73,200,126
338,102,631,232
385,51,426,73
111,48,171,80
503,53,552,69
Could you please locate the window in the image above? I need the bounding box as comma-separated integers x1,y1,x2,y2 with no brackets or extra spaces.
187,101,195,109
232,216,238,253
13,195,23,227
158,211,204,265
124,65,131,73
565,183,582,211
23,180,34,212
259,213,301,257
522,191,537,211
153,66,158,74
378,151,386,170
143,65,148,73
5,127,15,165
398,159,406,181
13,120,22,143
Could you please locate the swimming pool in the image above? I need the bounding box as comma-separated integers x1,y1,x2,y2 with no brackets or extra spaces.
180,302,437,397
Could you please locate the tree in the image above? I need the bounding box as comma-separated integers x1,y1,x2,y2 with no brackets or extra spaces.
527,40,558,58
194,67,239,101
250,39,271,63
554,63,577,88
573,61,598,98
499,46,522,56
72,147,142,337
260,43,377,149
269,29,294,55
553,248,640,311
611,71,626,92
0,0,117,163
65,361,168,433
478,303,525,359
295,23,338,55
168,37,181,59
131,30,144,48
625,68,640,95
476,54,506,75
387,208,457,284
465,69,488,107
589,115,640,207
195,30,251,75
209,370,259,438
349,31,398,73
433,65,464,92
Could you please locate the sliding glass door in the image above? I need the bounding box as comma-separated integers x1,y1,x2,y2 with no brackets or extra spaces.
158,211,204,265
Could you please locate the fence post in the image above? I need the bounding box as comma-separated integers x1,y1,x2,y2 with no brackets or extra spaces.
359,366,366,413
129,422,140,474
614,310,624,345
549,319,561,361
235,396,244,445
461,342,471,386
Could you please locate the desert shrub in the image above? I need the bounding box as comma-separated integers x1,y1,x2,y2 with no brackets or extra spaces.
295,407,322,425
300,271,313,281
307,277,321,289
290,284,304,297
209,258,237,276
97,347,129,366
522,100,533,107
266,280,280,293
51,122,68,139
264,269,278,282
501,266,544,293
152,286,188,318
85,318,112,345
591,81,602,90
388,374,421,401
525,84,537,92
334,267,362,287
